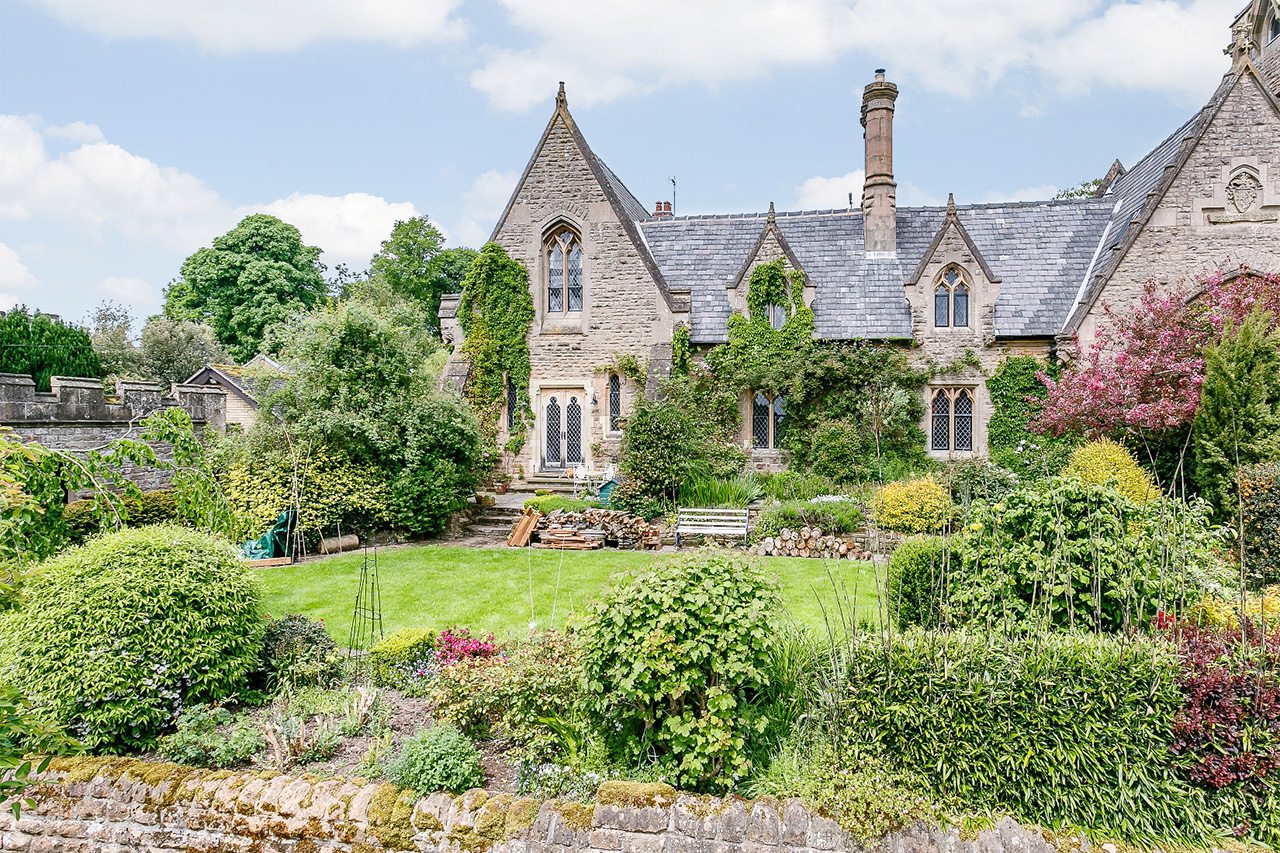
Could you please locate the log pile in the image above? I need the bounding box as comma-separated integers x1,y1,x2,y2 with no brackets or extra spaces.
520,508,662,550
747,527,873,561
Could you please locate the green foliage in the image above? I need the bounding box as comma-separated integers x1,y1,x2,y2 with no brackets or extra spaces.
86,300,139,380
458,243,535,448
597,353,646,385
368,217,475,336
1239,462,1280,586
0,307,100,391
886,536,949,629
753,499,864,540
872,478,952,534
523,495,598,514
758,471,842,501
158,704,262,768
1193,310,1280,520
671,325,691,375
1054,177,1105,199
678,474,763,509
581,550,781,790
164,214,327,362
1063,439,1157,504
63,489,178,545
986,356,1074,480
256,614,341,693
615,399,709,515
840,631,1223,843
368,628,436,685
954,478,1230,632
137,316,228,387
432,631,586,762
0,684,77,818
707,261,814,397
386,724,484,794
6,525,263,750
943,459,1018,507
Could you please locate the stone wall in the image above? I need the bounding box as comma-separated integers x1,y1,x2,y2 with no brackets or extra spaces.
0,757,1075,853
0,373,226,492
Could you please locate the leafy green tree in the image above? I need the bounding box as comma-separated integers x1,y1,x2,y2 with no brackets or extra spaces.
1054,177,1103,199
138,315,229,387
369,217,476,335
164,214,326,361
1192,311,1280,519
0,307,100,391
86,301,140,380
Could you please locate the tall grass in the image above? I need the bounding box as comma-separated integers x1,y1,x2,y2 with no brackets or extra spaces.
678,474,763,508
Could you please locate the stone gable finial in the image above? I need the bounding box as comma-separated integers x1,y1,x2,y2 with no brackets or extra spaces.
557,82,567,108
946,192,957,216
1225,18,1254,67
768,201,776,224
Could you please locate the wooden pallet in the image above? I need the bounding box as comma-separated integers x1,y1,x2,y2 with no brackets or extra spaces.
247,556,294,568
507,507,542,547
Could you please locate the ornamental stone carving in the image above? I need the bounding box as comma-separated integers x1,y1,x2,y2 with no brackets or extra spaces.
1205,165,1279,225
1227,170,1262,214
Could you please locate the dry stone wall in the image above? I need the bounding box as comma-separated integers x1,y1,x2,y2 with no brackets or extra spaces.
1,757,1078,853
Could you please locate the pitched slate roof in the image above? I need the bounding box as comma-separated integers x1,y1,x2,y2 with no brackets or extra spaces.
639,199,1114,343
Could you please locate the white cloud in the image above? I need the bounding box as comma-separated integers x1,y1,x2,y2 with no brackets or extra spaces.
45,121,106,144
0,243,39,307
100,275,154,303
28,0,465,52
248,193,419,271
453,170,518,248
794,169,942,210
471,0,1236,111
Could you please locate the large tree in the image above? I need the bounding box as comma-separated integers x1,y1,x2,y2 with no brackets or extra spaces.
368,217,476,335
164,214,326,362
86,301,140,380
0,307,100,391
138,316,229,387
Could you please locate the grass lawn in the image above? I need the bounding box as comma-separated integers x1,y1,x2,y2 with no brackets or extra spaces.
258,544,884,644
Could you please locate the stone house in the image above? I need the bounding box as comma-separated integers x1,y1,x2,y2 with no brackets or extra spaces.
185,353,287,431
442,2,1280,480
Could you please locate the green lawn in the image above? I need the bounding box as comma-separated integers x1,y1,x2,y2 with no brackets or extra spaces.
258,544,884,644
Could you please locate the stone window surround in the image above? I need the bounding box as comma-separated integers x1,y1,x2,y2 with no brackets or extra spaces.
748,390,785,450
933,264,972,329
535,213,592,336
926,384,978,459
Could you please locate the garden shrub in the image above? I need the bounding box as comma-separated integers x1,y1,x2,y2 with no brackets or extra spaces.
386,724,484,794
158,704,262,768
986,355,1074,480
841,630,1223,842
63,489,180,544
581,550,781,790
872,479,951,534
615,398,715,515
885,536,949,630
256,614,341,693
1239,462,1280,587
678,474,763,509
759,470,840,501
6,525,263,750
1062,438,1156,504
943,459,1018,506
432,631,585,761
753,498,863,540
368,628,436,687
523,495,598,514
1188,585,1280,630
954,478,1230,633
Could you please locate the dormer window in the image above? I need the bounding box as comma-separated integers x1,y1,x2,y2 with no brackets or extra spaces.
545,227,583,314
1269,11,1280,46
933,267,970,328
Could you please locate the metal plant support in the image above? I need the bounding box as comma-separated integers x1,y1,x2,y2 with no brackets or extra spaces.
347,547,384,657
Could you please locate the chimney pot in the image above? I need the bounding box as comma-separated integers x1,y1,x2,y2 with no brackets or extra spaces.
860,69,899,254
664,201,672,213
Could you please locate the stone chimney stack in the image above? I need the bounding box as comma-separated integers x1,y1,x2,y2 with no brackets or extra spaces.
860,68,899,254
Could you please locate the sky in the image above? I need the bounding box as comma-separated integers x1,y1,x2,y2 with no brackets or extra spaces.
0,0,1250,328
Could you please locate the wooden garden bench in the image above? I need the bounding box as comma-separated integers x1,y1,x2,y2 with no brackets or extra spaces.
674,508,750,549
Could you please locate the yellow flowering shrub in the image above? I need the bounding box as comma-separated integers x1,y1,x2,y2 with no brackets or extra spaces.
1061,439,1156,504
873,479,952,535
1187,585,1280,630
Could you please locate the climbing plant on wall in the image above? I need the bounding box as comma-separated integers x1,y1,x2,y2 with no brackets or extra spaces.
457,243,535,450
706,260,814,395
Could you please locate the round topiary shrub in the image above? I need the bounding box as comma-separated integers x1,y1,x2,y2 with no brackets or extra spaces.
873,478,952,534
1062,438,1156,504
581,550,781,790
886,536,950,629
5,525,264,750
386,724,484,794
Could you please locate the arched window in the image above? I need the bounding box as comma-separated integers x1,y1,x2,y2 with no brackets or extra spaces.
608,373,622,432
565,397,583,464
545,227,583,314
934,267,970,328
930,387,975,452
768,303,787,330
545,397,562,465
752,392,785,449
505,376,518,432
1269,10,1280,46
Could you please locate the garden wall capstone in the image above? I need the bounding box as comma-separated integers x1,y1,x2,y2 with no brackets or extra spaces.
2,757,1083,853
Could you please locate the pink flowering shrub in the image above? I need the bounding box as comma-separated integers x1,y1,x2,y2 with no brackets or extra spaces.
434,626,502,666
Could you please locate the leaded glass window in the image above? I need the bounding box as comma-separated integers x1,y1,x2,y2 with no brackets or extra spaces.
545,228,583,314
934,285,949,328
506,376,518,432
566,397,583,464
954,390,973,451
608,373,621,432
953,284,969,327
935,266,972,328
931,390,950,451
545,397,562,466
752,393,771,449
768,303,787,329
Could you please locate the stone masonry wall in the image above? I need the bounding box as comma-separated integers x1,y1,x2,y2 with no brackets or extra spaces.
0,373,226,492
0,757,1078,853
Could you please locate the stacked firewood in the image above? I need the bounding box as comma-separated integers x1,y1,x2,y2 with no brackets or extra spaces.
748,527,872,560
531,508,662,550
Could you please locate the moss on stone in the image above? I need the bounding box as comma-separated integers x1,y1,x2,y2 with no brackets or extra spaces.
504,797,539,837
595,781,677,809
366,782,418,851
552,799,595,832
474,793,511,838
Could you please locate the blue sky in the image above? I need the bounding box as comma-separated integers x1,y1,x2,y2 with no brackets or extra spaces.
0,0,1247,328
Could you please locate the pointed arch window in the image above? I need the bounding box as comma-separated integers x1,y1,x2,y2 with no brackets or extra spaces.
751,392,785,450
934,267,970,328
545,227,583,314
608,373,622,432
505,376,518,432
930,387,974,452
1269,10,1280,46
